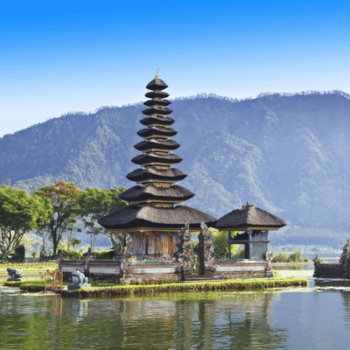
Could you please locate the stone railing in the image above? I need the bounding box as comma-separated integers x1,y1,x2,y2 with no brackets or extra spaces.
59,260,122,281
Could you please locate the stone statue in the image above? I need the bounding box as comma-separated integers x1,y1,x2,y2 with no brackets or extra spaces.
7,268,22,281
180,224,192,273
173,229,184,262
200,223,216,272
68,269,90,290
121,234,133,277
264,251,274,277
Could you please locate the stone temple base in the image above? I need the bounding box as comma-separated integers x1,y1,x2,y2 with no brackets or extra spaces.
211,260,272,279
121,261,180,285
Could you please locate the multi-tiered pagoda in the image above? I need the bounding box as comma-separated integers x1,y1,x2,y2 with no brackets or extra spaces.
98,74,216,259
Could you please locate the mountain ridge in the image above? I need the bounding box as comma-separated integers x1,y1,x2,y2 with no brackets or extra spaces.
2,90,350,249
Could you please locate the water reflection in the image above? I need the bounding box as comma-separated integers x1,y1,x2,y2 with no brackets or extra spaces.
0,292,289,350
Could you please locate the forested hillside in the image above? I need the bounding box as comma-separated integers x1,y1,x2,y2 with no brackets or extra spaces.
2,91,350,249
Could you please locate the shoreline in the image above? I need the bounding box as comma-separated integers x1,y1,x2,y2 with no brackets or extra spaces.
3,277,309,298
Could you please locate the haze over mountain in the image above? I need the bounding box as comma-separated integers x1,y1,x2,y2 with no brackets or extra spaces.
2,91,350,250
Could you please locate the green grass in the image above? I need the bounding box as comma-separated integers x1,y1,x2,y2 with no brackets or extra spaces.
0,261,58,275
4,280,69,292
3,277,308,295
4,280,47,292
61,277,309,298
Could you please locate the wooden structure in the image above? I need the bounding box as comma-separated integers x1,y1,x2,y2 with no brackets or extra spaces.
213,203,286,278
40,268,64,292
215,203,286,260
98,74,216,282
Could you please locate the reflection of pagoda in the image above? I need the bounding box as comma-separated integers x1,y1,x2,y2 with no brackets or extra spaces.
98,73,216,258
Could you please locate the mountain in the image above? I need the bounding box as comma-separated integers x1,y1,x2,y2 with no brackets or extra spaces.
2,91,350,250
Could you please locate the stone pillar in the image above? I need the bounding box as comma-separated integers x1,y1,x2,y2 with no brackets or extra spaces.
228,231,232,259
198,229,205,275
264,251,273,278
175,224,191,280
245,231,252,259
121,234,132,278
181,224,192,273
145,233,149,257
200,223,216,273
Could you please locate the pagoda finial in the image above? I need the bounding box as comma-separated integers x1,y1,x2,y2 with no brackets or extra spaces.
155,69,160,79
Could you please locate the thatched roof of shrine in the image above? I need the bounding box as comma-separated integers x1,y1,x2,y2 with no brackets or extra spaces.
142,106,173,116
137,126,177,138
146,77,168,91
126,167,187,183
98,74,217,233
98,204,217,231
131,153,182,166
143,99,171,107
140,116,175,127
214,205,286,231
145,91,169,99
134,139,180,152
119,185,194,202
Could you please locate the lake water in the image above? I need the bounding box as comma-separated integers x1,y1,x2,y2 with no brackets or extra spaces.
1,270,350,350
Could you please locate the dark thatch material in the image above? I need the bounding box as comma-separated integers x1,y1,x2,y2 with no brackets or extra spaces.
137,127,177,138
142,107,173,116
140,116,174,127
119,185,194,202
131,153,182,166
98,204,217,230
134,139,180,152
214,205,286,231
145,91,169,99
146,78,168,91
126,167,187,182
144,99,171,107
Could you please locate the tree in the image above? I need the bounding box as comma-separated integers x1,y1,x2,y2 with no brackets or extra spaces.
34,181,81,256
212,229,239,259
77,186,128,250
0,185,52,259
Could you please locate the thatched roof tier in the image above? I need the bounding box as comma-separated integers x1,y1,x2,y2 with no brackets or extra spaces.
98,204,217,231
137,127,177,138
144,99,171,107
119,185,194,202
126,167,187,183
145,91,169,99
140,116,174,127
146,78,168,91
142,107,173,116
134,139,180,152
131,153,182,166
214,205,286,231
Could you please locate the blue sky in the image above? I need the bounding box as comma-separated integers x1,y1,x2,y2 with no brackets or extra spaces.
1,0,350,137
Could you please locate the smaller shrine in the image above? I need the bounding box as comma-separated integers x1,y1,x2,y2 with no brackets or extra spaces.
212,203,286,278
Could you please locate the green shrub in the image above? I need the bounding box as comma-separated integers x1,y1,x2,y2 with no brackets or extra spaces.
61,249,83,260
231,247,245,259
288,251,302,262
272,253,289,263
93,249,115,260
